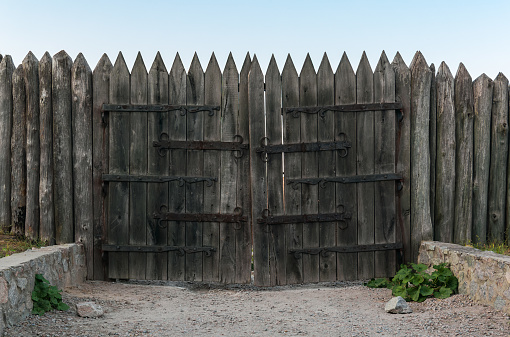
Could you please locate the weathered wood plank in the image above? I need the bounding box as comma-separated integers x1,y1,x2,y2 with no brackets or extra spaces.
0,56,14,232
128,53,148,280
335,52,357,280
472,74,493,244
52,50,74,244
108,52,130,279
300,54,319,283
249,55,269,286
317,53,336,282
266,55,285,286
23,52,40,240
410,52,433,260
429,64,437,225
488,73,509,242
283,55,302,284
185,53,205,281
454,63,474,244
374,51,396,277
356,52,375,279
236,53,252,284
147,52,169,280
39,52,54,244
11,65,26,237
167,53,187,281
92,54,112,280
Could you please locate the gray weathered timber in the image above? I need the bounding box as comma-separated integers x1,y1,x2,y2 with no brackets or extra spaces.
472,74,493,244
373,51,396,277
356,52,375,279
266,55,285,286
300,54,319,283
392,52,411,263
52,50,74,244
454,63,474,244
317,53,336,282
0,56,14,232
488,73,508,242
92,54,112,280
248,56,268,286
185,54,205,281
410,52,433,261
203,53,221,282
72,54,94,278
283,55,303,284
147,52,169,280
236,53,252,284
128,53,148,280
11,65,26,236
168,53,186,281
23,52,40,240
434,62,455,243
219,53,238,283
335,53,357,280
108,52,130,279
39,53,54,244
429,64,437,224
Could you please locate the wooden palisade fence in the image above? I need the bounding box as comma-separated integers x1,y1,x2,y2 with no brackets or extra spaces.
0,50,507,284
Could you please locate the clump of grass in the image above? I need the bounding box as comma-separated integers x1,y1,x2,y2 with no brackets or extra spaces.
465,240,510,256
0,236,47,258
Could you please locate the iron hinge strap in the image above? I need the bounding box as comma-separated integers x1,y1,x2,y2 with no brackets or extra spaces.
153,134,248,158
102,245,215,256
287,173,403,189
102,174,217,186
289,243,403,259
102,104,220,116
154,207,247,230
255,138,351,162
257,211,352,225
284,102,403,118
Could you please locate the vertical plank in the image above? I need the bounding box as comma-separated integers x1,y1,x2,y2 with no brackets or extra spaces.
108,52,130,279
317,53,335,282
11,65,26,237
23,52,40,240
373,51,396,277
92,54,112,280
147,52,169,280
72,53,93,278
236,53,252,284
429,64,437,225
39,52,54,244
392,52,411,263
335,53,357,280
434,62,455,243
472,74,493,244
410,52,433,261
266,55,285,285
0,56,14,232
129,53,148,280
283,55,302,284
454,63,474,244
219,53,238,283
203,53,221,282
488,73,509,242
52,50,74,244
299,54,319,283
356,52,375,279
185,53,205,281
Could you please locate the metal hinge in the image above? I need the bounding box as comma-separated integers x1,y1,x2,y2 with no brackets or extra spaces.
154,133,248,158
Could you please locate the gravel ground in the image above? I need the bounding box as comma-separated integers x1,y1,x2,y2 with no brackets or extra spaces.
5,280,510,336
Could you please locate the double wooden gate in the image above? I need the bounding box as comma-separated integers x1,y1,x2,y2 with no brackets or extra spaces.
101,52,403,286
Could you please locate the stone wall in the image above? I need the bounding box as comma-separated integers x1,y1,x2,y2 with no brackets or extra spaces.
418,241,510,314
0,244,86,334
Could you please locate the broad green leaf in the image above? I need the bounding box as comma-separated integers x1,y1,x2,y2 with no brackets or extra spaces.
420,286,434,296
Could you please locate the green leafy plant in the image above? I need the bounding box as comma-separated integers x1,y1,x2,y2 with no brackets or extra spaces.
365,263,458,302
31,274,69,315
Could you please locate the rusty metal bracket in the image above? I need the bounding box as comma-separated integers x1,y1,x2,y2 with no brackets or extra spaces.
102,244,216,256
287,173,403,189
289,243,403,259
101,104,220,116
102,174,216,187
285,102,403,118
257,206,351,227
154,206,247,230
153,133,248,158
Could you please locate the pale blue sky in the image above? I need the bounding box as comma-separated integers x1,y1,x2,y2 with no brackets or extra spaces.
1,0,509,80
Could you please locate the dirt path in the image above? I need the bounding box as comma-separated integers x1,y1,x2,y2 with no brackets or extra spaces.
5,280,510,336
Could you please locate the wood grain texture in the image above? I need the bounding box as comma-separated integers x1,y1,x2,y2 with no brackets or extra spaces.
0,56,14,232
434,62,455,243
429,64,437,225
335,53,357,280
39,52,54,244
72,53,94,278
52,50,74,244
454,63,474,244
92,54,112,280
472,74,493,244
11,65,26,236
23,52,40,240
